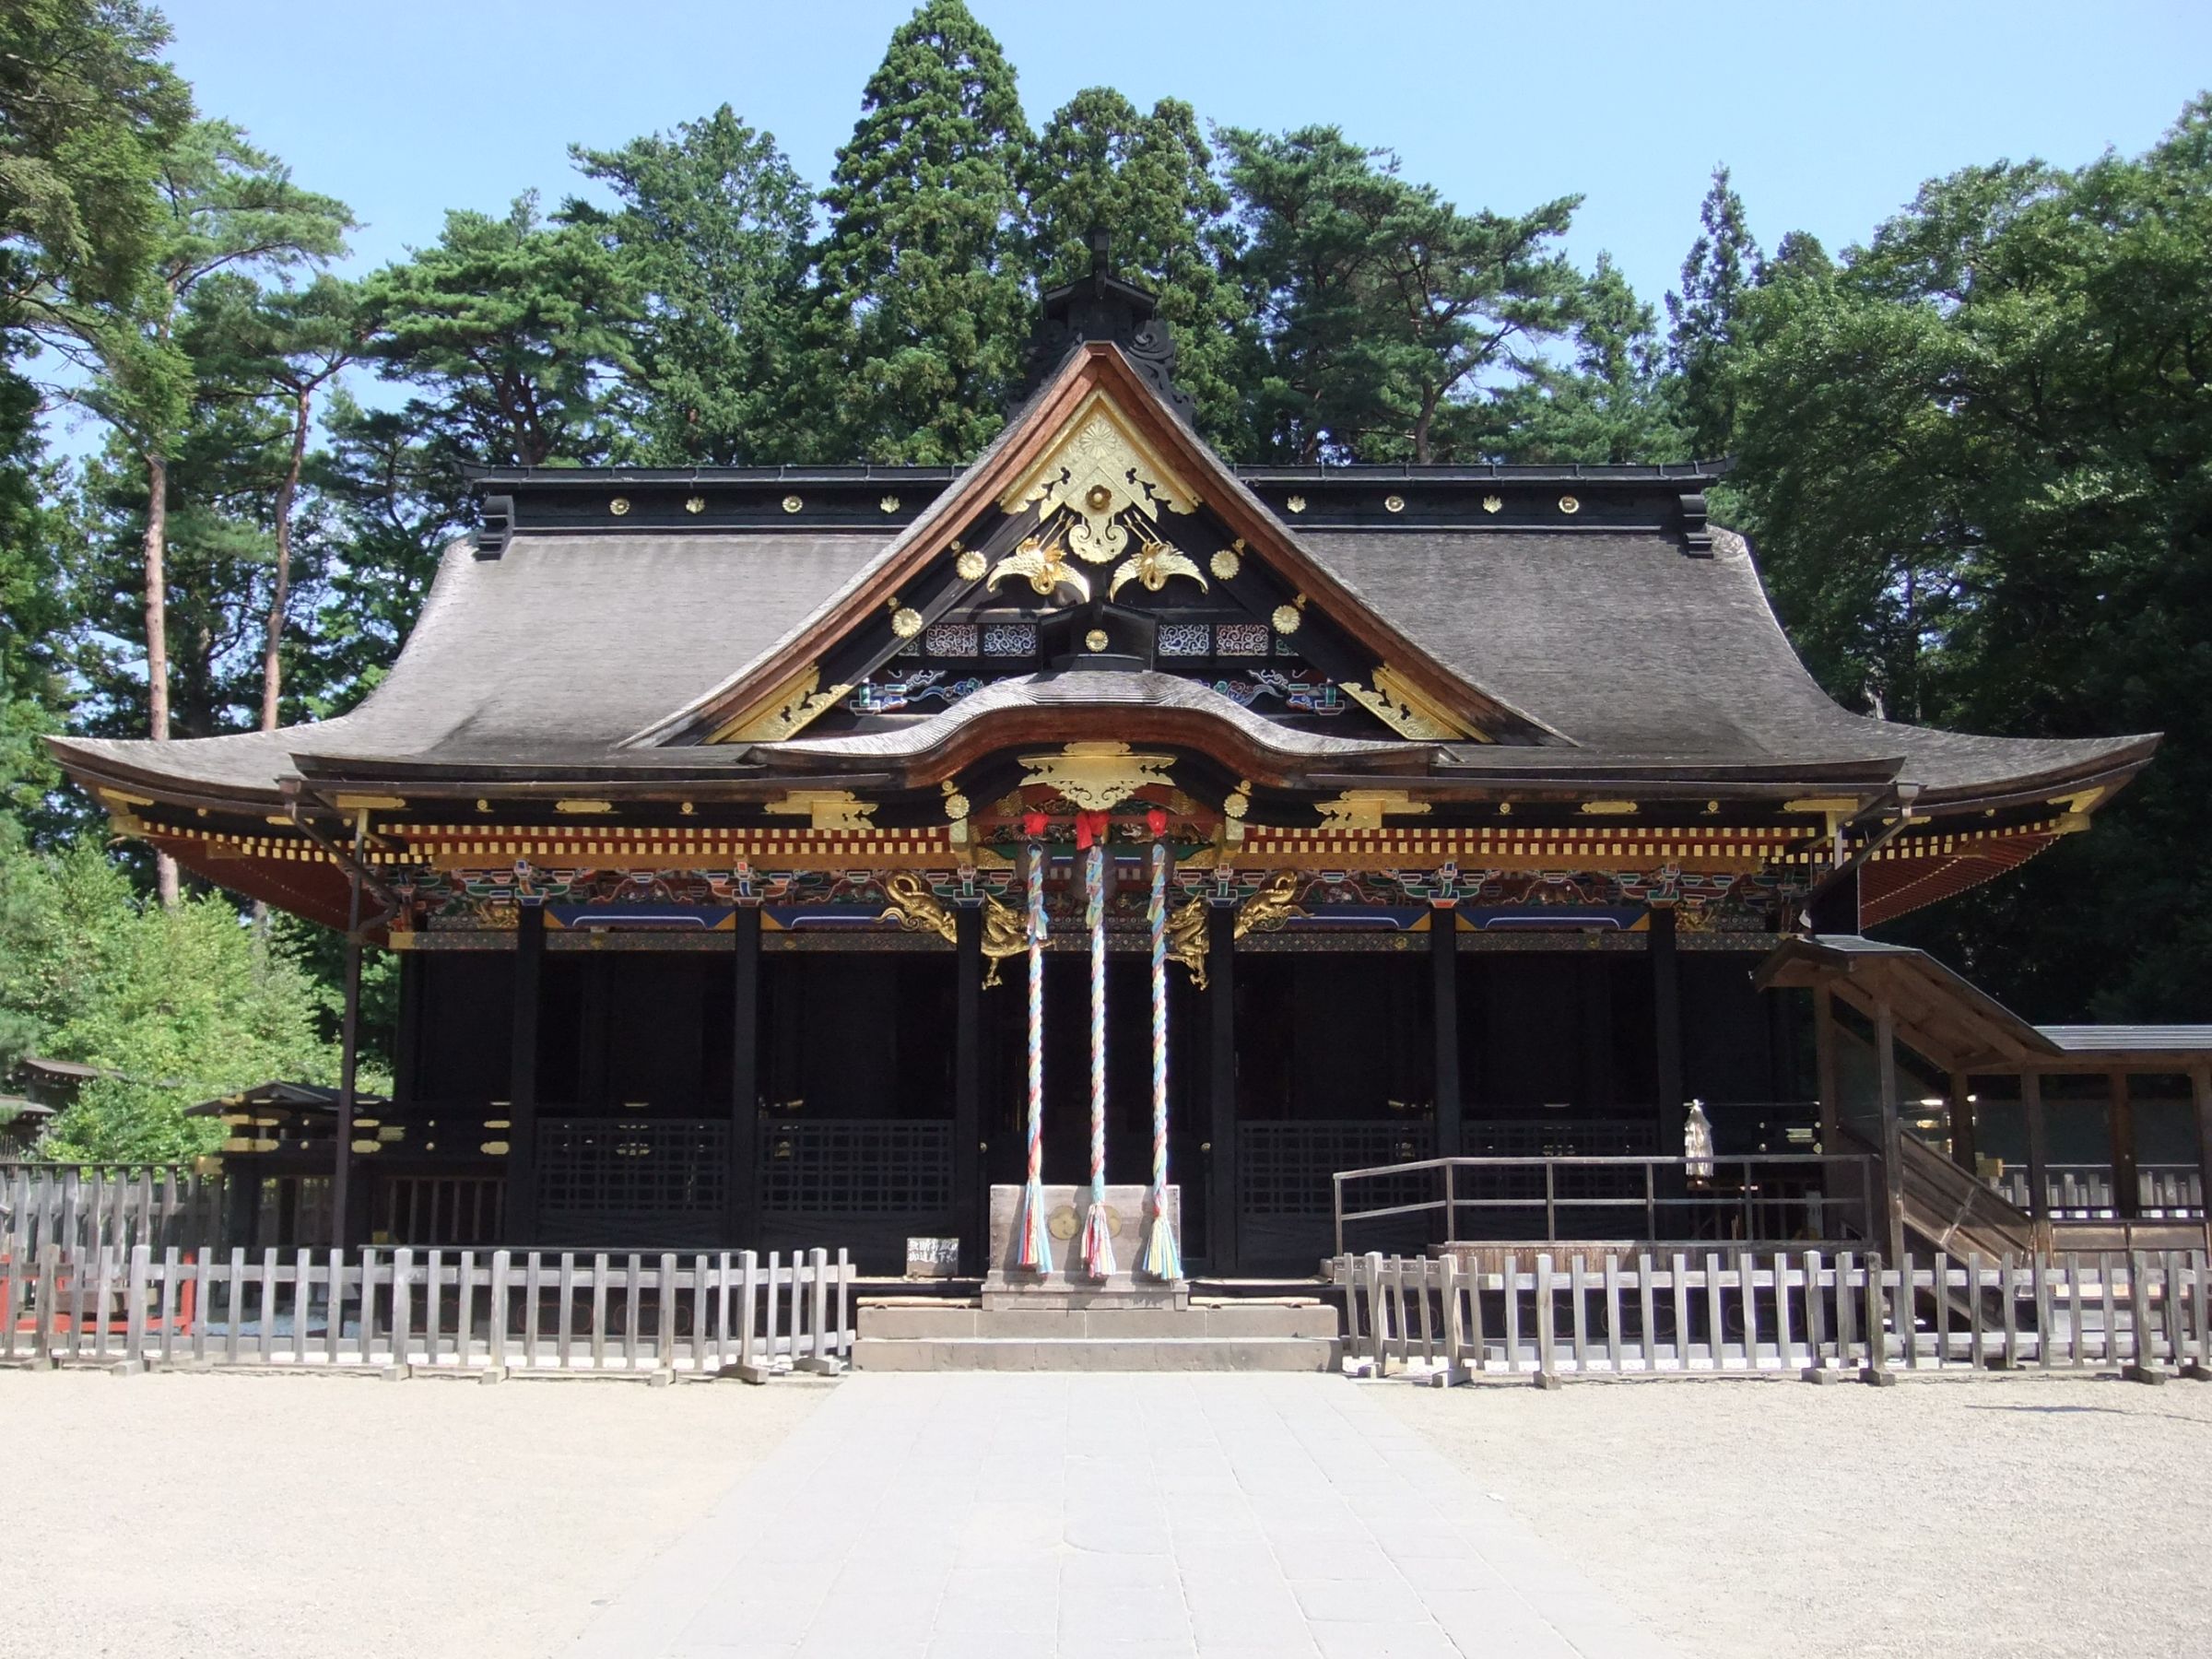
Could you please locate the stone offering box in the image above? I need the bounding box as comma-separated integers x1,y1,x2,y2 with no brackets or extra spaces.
982,1183,1186,1309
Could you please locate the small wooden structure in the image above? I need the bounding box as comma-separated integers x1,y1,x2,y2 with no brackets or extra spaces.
1758,936,2212,1262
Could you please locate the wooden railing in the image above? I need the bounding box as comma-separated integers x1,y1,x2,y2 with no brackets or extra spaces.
1332,1153,1879,1254
1332,1246,2210,1383
1994,1164,2206,1220
2,1244,853,1381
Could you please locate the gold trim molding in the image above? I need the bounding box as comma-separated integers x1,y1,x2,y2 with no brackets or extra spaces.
712,663,853,744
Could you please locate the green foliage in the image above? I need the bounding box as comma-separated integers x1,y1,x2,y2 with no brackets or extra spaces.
815,0,1033,463
1220,125,1583,464
1727,94,2212,1018
0,0,192,329
0,836,373,1161
360,194,640,468
566,107,818,465
1665,165,1762,457
1483,253,1686,465
1026,89,1256,449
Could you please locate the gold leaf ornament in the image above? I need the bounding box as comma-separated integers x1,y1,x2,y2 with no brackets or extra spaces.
986,534,1092,602
1107,528,1209,601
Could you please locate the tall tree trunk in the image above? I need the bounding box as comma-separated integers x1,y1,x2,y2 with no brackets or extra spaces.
144,451,179,910
252,388,313,935
261,388,310,732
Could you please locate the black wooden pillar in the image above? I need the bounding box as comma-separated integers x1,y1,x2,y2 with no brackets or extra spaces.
2023,1069,2052,1250
1651,907,1683,1120
2192,1067,2212,1247
1206,902,1239,1276
953,904,984,1271
2108,1069,2140,1220
1947,1072,1978,1174
1431,906,1462,1158
729,905,762,1246
1873,997,1907,1265
504,903,544,1244
1812,982,1841,1153
393,950,424,1105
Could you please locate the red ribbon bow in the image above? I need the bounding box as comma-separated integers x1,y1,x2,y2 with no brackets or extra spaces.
1074,809,1112,849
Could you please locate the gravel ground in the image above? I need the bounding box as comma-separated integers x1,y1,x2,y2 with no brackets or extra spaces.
2,1367,827,1659
1378,1371,2212,1659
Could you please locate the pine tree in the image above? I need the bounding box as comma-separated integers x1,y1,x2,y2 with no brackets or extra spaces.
1025,89,1254,450
815,0,1032,463
1224,125,1582,464
1665,164,1762,457
567,106,818,464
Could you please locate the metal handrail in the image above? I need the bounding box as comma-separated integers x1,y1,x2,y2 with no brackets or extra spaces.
1332,1153,1878,1255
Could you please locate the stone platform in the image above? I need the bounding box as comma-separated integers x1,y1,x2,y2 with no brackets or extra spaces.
852,1298,1343,1371
853,1183,1343,1371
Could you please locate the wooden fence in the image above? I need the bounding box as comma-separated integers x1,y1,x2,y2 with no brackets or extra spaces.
2,1244,853,1381
3,1163,218,1256
1332,1248,2211,1385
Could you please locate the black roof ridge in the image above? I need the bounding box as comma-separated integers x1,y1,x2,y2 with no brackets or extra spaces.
465,458,1731,488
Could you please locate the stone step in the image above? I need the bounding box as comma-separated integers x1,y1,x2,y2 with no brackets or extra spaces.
857,1303,1341,1342
851,1335,1344,1372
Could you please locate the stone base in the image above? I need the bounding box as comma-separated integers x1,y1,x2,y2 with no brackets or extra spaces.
854,1299,1343,1372
982,1182,1187,1308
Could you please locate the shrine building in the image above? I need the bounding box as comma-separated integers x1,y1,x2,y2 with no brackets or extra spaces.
49,250,2177,1277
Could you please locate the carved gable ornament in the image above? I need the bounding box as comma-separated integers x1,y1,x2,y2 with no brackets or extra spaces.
997,393,1201,566
1018,741,1176,810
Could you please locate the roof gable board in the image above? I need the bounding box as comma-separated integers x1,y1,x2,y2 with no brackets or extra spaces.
623,344,1562,752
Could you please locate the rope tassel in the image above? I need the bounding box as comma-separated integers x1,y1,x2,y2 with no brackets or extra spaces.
1014,832,1050,1272
1077,824,1116,1279
1141,827,1182,1281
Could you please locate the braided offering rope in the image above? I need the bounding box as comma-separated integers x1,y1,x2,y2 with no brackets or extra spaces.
1141,826,1182,1280
1014,833,1050,1271
1077,824,1116,1279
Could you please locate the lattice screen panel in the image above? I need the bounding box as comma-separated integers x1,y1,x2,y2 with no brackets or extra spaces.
759,1120,953,1215
1238,1122,1436,1218
537,1119,728,1219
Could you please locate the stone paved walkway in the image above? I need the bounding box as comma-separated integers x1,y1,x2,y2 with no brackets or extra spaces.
568,1373,1680,1659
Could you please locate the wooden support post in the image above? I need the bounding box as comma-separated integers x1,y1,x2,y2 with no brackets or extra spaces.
1651,907,1683,1125
953,904,983,1273
1431,904,1462,1159
333,817,367,1247
2109,1069,2141,1221
393,949,424,1105
505,903,544,1245
2024,1070,2053,1254
1812,982,1841,1153
2193,1067,2212,1256
1874,999,1907,1266
1207,901,1239,1276
729,905,761,1249
1948,1072,1978,1175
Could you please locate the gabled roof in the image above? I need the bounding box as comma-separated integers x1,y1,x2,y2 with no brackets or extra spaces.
46,340,2156,827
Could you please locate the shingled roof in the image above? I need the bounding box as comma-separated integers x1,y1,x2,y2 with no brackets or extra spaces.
49,336,2155,822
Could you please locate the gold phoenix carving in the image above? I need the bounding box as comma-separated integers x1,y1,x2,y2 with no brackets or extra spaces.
987,532,1091,603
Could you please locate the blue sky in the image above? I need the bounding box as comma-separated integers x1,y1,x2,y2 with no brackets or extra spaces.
154,0,2210,311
